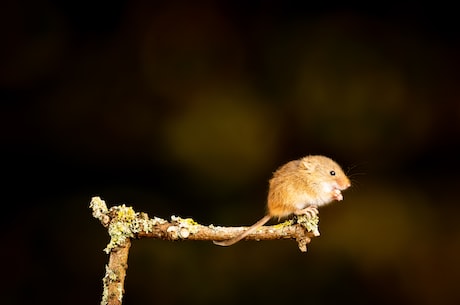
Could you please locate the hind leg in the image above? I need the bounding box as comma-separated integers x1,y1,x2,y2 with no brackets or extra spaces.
295,205,319,218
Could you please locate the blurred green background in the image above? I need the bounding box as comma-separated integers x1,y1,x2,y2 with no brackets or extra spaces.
2,1,459,305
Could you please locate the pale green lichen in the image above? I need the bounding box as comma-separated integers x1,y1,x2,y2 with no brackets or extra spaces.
296,214,320,236
101,265,116,305
103,204,169,253
90,196,110,225
105,264,118,281
131,215,167,234
100,264,123,305
168,216,200,239
103,205,136,253
117,283,124,302
104,221,134,253
101,285,109,305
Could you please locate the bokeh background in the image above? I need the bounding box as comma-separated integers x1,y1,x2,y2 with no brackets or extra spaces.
2,1,460,305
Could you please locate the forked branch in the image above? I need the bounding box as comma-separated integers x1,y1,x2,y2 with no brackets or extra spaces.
90,196,319,305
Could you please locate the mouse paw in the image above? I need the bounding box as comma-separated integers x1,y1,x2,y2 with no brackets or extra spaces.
332,189,343,201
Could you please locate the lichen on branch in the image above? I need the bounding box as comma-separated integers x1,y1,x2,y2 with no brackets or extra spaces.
90,196,319,252
90,196,320,305
90,196,319,251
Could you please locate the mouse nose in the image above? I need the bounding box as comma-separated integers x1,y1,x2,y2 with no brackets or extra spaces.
341,178,351,190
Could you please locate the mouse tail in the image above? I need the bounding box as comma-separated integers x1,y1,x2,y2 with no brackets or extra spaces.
213,215,272,246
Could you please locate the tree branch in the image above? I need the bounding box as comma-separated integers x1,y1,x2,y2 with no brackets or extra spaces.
90,196,320,305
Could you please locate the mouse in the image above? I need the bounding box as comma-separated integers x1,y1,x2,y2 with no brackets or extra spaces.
213,155,351,246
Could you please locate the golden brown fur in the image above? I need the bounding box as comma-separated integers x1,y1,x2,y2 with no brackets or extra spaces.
214,155,350,246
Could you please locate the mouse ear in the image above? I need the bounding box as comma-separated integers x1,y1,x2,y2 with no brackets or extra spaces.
301,157,316,171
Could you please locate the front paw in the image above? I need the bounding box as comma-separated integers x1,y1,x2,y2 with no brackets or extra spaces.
332,189,343,201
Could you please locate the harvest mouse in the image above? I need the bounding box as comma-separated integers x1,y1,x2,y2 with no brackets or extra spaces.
213,155,351,246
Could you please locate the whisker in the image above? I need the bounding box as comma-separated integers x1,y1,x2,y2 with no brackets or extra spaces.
345,161,368,191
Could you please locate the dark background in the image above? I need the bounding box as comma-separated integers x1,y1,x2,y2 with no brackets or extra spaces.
2,1,459,305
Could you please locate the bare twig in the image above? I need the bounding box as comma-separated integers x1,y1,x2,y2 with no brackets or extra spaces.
90,196,320,305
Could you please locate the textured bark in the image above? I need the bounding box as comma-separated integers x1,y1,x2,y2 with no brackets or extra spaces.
90,196,318,305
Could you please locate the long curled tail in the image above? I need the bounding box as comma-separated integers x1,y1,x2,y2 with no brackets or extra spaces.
213,215,272,246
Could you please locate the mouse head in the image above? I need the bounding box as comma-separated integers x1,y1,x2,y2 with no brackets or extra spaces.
300,155,351,203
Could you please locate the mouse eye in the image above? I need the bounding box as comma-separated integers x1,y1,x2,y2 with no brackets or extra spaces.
329,170,336,176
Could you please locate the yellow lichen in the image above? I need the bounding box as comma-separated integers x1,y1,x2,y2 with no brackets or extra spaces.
169,216,199,238
105,205,136,252
273,219,295,229
115,204,136,222
182,217,199,226
99,202,171,253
